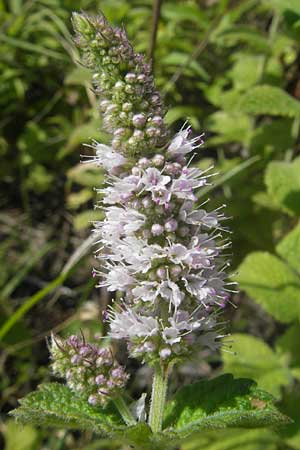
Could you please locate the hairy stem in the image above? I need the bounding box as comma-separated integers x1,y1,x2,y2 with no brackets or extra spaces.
149,363,169,432
114,396,136,426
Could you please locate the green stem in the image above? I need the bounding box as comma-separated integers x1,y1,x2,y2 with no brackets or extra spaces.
113,396,136,426
148,364,169,433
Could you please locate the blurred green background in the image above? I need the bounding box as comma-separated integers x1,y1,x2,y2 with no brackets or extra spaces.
1,0,300,449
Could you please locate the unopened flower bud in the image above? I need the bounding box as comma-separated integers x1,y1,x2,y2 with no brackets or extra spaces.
95,374,106,385
156,267,166,279
160,348,171,359
151,223,164,236
170,265,182,278
146,127,157,137
132,114,147,128
125,72,136,83
165,218,178,232
152,154,164,167
99,99,110,112
121,103,131,113
131,166,141,176
88,394,98,406
133,129,144,140
142,197,152,208
114,80,125,90
152,115,163,126
138,157,149,168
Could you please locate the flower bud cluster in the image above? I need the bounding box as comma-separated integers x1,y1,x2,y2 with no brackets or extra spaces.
72,13,168,156
73,13,232,366
50,334,128,406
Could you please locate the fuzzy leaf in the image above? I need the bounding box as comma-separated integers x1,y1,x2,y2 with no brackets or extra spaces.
222,335,291,398
237,85,300,117
265,159,300,216
236,251,300,322
10,383,123,434
276,225,300,272
163,374,290,436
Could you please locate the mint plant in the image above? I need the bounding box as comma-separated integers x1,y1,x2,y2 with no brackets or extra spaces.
11,12,291,450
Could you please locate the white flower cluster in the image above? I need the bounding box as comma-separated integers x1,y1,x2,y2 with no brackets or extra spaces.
91,127,231,364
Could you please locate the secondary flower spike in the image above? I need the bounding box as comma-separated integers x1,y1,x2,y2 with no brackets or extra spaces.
73,13,232,365
50,334,128,406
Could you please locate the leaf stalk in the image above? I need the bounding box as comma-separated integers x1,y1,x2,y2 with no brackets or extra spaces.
113,396,136,426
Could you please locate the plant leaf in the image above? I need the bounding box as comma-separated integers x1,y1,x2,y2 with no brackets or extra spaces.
269,0,300,15
222,335,291,398
278,389,300,448
236,251,300,322
10,383,123,434
237,85,300,117
181,428,282,450
217,26,271,53
276,323,300,368
276,224,300,272
265,159,300,216
163,374,290,436
4,420,40,450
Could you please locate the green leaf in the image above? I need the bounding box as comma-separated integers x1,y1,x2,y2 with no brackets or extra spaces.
217,26,271,53
4,420,40,450
276,224,300,272
228,54,262,91
249,119,294,156
163,374,290,436
73,210,104,231
206,111,251,145
265,159,300,216
236,251,300,322
10,383,123,434
276,323,300,368
67,163,105,188
238,85,300,117
67,188,93,210
182,428,281,450
162,3,206,25
160,52,209,81
279,389,300,448
268,0,300,15
221,335,291,398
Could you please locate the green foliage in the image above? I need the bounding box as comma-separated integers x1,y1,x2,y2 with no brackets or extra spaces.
238,86,300,117
182,428,282,450
163,374,289,433
276,324,300,369
276,224,300,272
10,383,123,433
11,377,290,450
236,252,300,322
222,335,291,397
4,420,41,450
265,159,300,216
